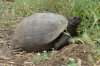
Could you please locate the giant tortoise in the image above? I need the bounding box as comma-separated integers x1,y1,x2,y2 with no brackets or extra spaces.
12,13,81,52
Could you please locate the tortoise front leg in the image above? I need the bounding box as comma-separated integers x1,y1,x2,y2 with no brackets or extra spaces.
54,32,71,50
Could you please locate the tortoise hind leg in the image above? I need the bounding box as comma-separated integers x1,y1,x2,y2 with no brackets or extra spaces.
53,32,70,50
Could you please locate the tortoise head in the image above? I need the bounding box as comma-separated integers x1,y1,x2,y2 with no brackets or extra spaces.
67,16,82,37
69,16,82,26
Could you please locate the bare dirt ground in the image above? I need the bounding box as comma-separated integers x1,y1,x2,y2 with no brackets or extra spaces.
0,25,97,66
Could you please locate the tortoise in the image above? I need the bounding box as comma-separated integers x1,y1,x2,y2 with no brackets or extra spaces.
12,13,81,52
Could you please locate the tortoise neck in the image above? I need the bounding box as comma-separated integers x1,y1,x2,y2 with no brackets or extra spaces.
67,21,79,37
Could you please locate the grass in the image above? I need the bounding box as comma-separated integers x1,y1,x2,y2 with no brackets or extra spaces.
31,51,50,63
0,0,100,64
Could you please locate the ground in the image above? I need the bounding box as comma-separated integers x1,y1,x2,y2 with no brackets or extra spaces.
0,25,98,66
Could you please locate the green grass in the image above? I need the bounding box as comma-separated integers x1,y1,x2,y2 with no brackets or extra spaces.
0,0,100,64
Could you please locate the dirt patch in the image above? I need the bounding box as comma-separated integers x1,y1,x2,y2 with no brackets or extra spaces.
0,25,96,66
36,44,95,66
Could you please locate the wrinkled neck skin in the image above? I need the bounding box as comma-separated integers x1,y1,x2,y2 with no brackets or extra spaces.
67,20,80,37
